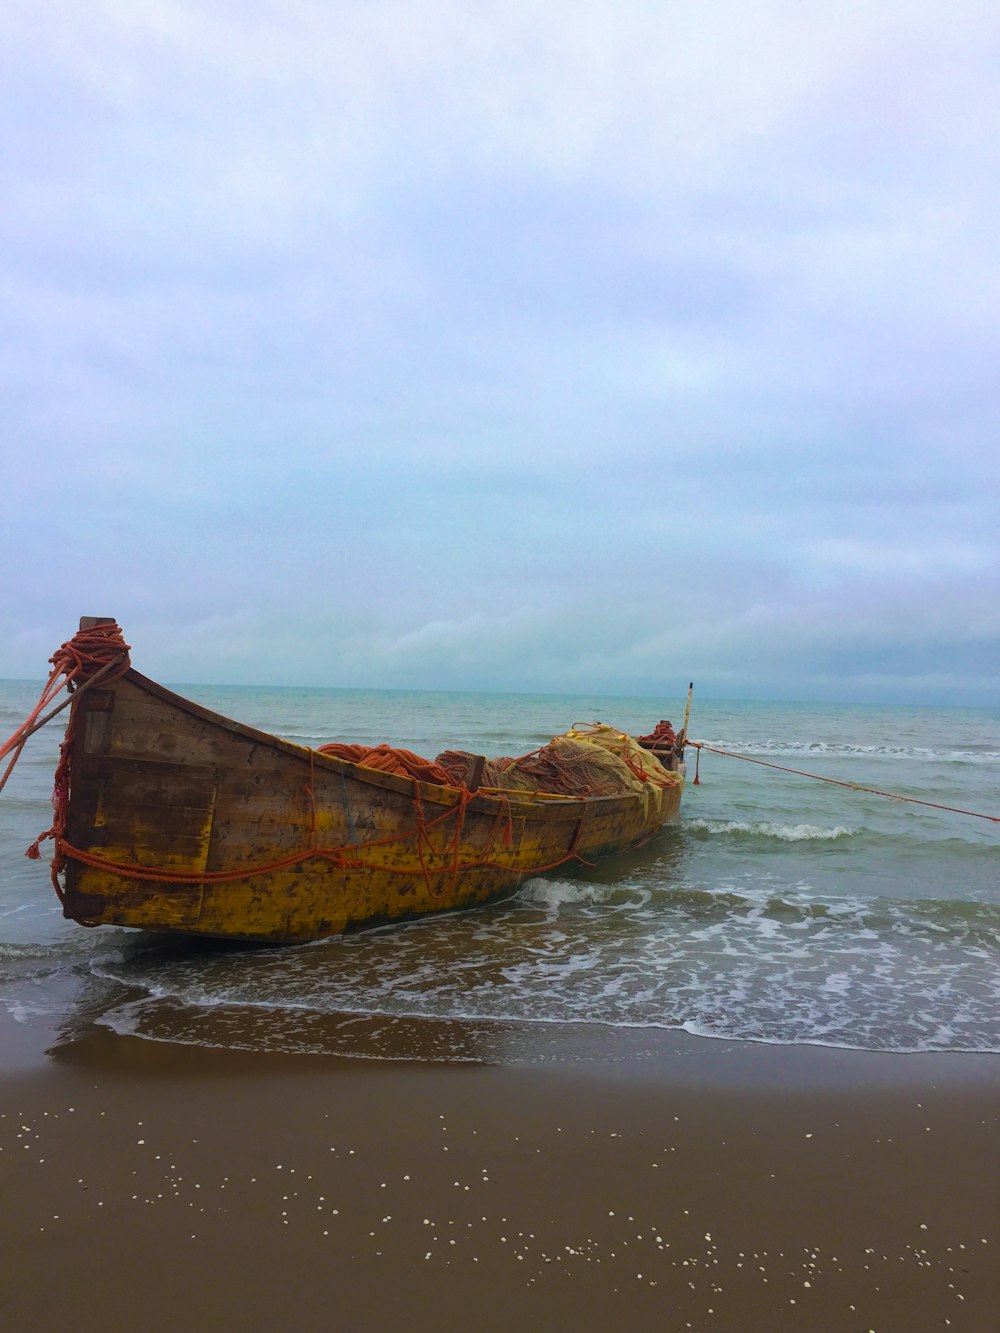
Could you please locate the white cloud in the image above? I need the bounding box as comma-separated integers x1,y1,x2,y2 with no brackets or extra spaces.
1,1,998,702
802,538,995,580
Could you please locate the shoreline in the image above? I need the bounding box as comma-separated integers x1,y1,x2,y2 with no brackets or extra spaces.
2,1007,997,1330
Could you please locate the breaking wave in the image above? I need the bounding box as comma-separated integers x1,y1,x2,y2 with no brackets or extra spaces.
683,818,854,842
697,738,1000,765
79,878,1000,1058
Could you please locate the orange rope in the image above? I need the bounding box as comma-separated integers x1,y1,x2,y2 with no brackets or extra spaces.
484,794,515,861
51,831,594,886
6,624,131,926
19,627,131,876
410,781,436,896
408,781,481,898
317,742,456,786
686,741,999,824
304,749,319,848
1,623,130,794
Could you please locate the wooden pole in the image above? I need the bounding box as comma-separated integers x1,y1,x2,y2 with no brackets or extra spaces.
680,681,693,745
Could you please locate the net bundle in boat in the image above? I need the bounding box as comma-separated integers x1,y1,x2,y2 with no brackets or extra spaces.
319,725,678,801
497,736,644,798
436,744,631,797
434,750,515,789
316,742,455,786
562,723,677,787
439,726,676,807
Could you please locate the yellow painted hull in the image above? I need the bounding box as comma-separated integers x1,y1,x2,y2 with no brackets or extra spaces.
60,671,682,942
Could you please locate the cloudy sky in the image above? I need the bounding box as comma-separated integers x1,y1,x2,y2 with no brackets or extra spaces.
2,1,997,703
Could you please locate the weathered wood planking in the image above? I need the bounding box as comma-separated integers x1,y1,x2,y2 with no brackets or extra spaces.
60,669,682,942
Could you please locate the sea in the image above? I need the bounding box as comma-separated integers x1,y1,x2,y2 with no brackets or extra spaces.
1,680,997,1064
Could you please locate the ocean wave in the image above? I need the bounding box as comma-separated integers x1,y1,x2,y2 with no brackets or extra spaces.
674,1021,1000,1056
516,877,1000,943
94,1001,475,1061
519,880,652,909
89,978,1000,1060
75,876,1000,1060
0,934,114,964
697,739,1000,764
683,817,854,842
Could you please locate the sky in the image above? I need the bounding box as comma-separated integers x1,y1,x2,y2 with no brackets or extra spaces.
2,0,998,704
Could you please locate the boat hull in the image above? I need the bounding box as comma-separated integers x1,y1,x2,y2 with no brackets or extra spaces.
59,671,682,942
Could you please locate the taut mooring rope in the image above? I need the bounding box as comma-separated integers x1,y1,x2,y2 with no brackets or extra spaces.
685,740,999,824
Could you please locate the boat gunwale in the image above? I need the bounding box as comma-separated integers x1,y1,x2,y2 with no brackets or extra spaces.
116,669,659,821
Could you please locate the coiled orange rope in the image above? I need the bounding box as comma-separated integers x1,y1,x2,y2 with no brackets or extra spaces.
686,741,999,824
0,623,131,797
317,742,456,787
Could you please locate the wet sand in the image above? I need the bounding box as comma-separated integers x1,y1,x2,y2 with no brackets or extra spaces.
1,1011,997,1332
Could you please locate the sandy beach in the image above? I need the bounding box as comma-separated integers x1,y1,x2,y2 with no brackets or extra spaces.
2,1010,997,1333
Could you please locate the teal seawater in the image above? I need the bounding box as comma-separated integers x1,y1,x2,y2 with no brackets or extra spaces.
1,680,997,1058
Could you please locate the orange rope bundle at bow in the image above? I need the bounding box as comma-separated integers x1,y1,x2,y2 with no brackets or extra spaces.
0,622,131,796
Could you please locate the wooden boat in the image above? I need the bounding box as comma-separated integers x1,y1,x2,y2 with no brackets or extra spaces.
21,619,684,943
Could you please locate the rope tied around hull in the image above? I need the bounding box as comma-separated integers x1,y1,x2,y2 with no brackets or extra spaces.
0,621,131,783
1,622,131,799
7,624,131,853
47,748,600,908
0,623,131,924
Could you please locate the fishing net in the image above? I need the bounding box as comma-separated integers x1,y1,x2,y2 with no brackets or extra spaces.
320,725,679,804
497,736,644,799
316,743,456,786
563,723,677,786
434,750,514,789
439,725,678,813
